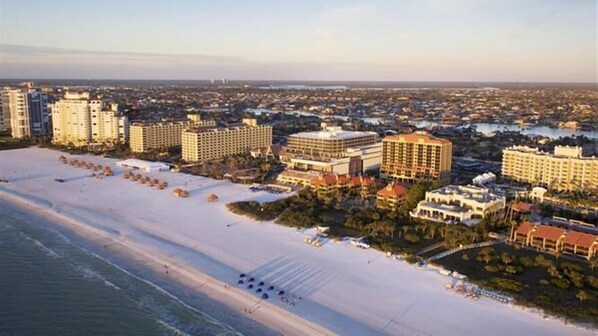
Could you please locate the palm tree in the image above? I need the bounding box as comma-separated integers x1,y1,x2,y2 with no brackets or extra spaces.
576,290,588,301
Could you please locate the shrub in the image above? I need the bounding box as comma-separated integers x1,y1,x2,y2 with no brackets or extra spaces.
404,233,420,244
550,277,571,290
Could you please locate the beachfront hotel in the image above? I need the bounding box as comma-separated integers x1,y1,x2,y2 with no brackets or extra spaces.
380,131,452,184
181,119,272,162
282,124,381,175
502,145,598,192
410,185,506,226
50,92,128,147
1,87,49,138
129,116,215,153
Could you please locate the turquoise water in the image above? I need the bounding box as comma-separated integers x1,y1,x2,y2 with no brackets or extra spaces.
0,202,271,336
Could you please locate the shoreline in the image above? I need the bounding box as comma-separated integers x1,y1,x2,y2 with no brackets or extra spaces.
0,192,336,336
0,147,593,336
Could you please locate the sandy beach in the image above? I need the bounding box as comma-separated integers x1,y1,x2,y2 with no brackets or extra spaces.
0,147,594,336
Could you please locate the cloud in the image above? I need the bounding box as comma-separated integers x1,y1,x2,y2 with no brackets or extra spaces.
0,44,242,66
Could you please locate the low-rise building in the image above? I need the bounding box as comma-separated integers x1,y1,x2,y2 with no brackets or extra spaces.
250,145,285,159
308,173,376,198
376,182,409,211
276,169,321,186
529,225,566,252
512,221,535,245
561,231,598,260
410,185,506,226
511,222,598,260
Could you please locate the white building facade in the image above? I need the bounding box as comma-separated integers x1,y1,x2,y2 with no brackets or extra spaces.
50,92,128,146
410,185,506,226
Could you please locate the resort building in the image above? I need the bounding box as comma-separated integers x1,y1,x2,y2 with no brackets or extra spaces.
410,185,506,226
376,182,409,211
502,145,598,192
512,221,535,245
1,87,49,138
308,173,376,198
250,145,285,159
282,125,381,176
129,117,215,152
276,169,321,186
380,131,452,184
286,125,377,159
181,119,272,162
50,92,128,146
511,222,598,260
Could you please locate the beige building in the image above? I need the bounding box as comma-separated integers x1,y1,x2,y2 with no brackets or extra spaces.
502,145,598,192
380,131,452,184
286,125,377,159
182,119,272,162
50,92,128,146
129,117,215,153
283,125,381,176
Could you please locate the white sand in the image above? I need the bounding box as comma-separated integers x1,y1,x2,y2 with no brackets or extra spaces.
0,147,594,336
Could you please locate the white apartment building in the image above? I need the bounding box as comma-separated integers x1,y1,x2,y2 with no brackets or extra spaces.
50,92,128,146
502,145,598,192
410,185,506,226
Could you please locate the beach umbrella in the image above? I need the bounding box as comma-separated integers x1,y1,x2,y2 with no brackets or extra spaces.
240,273,246,278
247,284,254,289
238,280,244,284
261,293,269,300
256,288,262,293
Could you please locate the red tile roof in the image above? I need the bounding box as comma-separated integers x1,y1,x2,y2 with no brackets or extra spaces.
311,173,374,187
515,221,535,235
377,183,409,198
512,201,532,213
531,225,566,241
310,173,339,186
561,231,598,249
348,176,375,187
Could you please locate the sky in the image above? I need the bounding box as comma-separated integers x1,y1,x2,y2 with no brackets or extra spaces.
0,0,596,82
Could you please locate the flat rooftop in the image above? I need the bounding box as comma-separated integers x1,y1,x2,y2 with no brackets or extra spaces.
289,127,377,140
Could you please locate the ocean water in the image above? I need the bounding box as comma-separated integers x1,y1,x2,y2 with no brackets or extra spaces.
0,203,267,336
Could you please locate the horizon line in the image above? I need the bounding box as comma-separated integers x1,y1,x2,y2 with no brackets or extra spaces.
0,78,595,85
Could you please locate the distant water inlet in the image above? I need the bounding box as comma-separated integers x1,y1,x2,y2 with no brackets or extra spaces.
246,108,597,139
